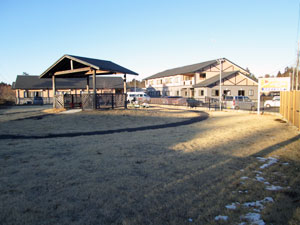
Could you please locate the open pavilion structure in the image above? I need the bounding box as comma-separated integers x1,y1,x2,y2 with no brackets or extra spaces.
40,54,138,110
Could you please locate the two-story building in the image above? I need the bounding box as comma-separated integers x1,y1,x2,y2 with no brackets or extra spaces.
144,58,258,100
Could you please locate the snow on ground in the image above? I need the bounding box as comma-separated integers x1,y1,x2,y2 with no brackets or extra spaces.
259,157,278,169
225,202,239,210
255,176,266,182
241,213,265,225
266,185,283,191
214,215,228,221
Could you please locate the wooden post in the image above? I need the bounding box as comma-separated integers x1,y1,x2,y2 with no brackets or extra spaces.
86,76,90,93
52,75,56,108
16,89,19,104
124,74,127,109
93,69,96,110
70,59,73,70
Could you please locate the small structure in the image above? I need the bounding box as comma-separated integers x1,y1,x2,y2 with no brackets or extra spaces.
13,75,125,106
40,54,138,109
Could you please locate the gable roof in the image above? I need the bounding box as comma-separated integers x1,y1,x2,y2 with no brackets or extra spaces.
40,54,138,78
193,71,239,88
14,75,124,90
145,60,217,80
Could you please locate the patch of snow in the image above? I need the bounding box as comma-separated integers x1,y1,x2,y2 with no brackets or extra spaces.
260,157,278,169
282,162,289,165
215,215,228,221
256,157,267,162
255,176,266,182
243,197,274,211
254,170,263,174
241,176,249,180
188,218,193,222
240,169,244,171
262,197,274,203
266,185,283,191
264,181,270,185
225,202,239,210
239,190,248,193
242,213,265,225
243,201,264,209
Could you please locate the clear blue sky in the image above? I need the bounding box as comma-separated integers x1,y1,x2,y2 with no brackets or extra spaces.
0,0,299,84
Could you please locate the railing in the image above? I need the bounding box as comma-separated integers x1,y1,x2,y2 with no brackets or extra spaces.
280,91,300,129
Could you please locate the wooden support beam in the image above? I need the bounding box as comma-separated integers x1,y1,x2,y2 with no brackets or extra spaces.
54,67,90,76
70,60,73,70
86,76,90,93
85,70,115,75
52,75,56,108
124,74,127,109
93,69,96,110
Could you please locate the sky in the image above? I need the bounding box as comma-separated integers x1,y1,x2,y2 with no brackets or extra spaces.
0,0,299,84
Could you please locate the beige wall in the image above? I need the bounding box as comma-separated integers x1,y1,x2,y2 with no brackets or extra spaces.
16,88,119,98
146,59,252,89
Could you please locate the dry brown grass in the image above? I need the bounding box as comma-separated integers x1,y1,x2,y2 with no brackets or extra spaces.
0,106,299,225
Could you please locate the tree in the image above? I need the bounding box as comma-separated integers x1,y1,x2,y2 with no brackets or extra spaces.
0,82,15,105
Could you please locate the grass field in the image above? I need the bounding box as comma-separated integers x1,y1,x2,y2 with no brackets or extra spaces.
0,106,299,225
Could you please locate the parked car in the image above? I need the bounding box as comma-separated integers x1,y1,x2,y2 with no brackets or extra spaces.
127,92,150,103
224,96,256,110
264,96,280,108
33,96,43,105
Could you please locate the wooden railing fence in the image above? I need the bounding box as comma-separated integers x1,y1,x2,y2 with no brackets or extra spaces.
280,91,300,129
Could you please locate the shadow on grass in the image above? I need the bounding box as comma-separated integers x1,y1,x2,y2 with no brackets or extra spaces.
0,108,299,225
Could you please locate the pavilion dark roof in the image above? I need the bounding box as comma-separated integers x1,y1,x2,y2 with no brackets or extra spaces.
40,54,138,78
145,60,217,80
14,75,124,89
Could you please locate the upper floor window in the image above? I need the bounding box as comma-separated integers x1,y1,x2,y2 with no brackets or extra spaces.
248,89,254,96
200,73,206,79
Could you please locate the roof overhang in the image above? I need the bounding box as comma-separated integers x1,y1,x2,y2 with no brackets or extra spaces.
40,54,138,79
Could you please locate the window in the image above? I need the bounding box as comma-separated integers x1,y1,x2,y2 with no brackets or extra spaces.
176,90,180,96
223,90,231,96
248,89,254,96
24,91,28,98
212,90,219,96
238,90,245,96
198,90,204,96
200,73,206,79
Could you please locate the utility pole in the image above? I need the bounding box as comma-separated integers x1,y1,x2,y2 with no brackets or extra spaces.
218,58,225,110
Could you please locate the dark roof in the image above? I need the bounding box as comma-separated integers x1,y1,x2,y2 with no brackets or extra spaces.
40,54,138,78
145,60,217,80
14,75,124,89
193,71,239,88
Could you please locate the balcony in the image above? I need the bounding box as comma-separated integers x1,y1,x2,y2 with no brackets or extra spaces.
183,79,195,86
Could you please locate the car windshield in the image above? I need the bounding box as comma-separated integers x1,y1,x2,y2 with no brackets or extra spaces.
244,97,251,102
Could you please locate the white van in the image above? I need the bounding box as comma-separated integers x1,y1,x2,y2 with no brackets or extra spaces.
127,92,150,103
